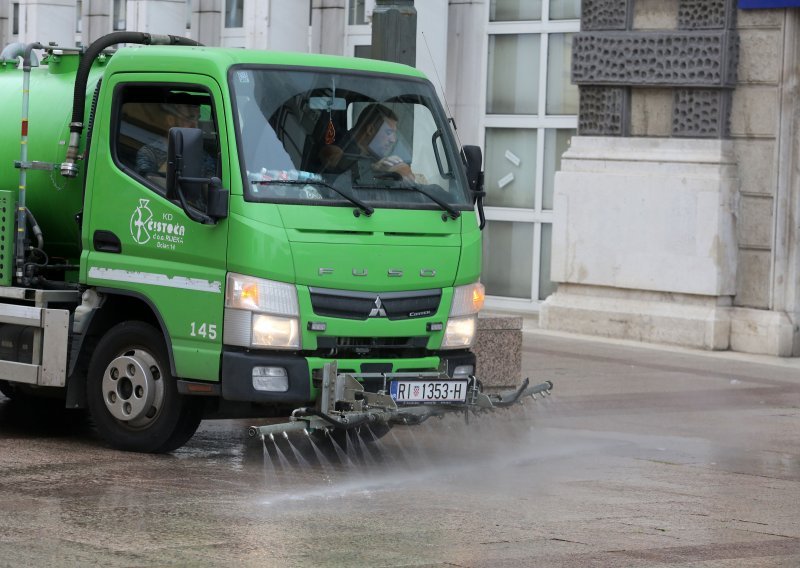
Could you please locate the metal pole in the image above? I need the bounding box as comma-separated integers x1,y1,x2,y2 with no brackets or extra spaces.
17,43,43,284
371,0,416,66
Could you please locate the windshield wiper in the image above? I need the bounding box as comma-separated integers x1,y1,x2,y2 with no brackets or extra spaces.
256,179,374,218
356,182,461,221
406,184,461,220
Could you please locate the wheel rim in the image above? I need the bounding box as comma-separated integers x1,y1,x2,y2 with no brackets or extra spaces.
101,349,165,429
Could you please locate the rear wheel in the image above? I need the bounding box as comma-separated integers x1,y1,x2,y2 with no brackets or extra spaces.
87,321,202,453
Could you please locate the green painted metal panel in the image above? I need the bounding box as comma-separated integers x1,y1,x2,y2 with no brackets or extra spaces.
0,191,14,286
83,72,230,381
0,53,107,263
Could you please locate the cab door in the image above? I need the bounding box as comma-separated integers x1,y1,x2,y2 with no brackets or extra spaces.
82,73,230,381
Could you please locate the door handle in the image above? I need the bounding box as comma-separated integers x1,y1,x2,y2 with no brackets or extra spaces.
93,230,121,253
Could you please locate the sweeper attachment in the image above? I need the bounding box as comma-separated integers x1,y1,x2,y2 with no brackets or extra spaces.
248,362,553,441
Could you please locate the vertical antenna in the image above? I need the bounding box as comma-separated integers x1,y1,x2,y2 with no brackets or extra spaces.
421,31,464,150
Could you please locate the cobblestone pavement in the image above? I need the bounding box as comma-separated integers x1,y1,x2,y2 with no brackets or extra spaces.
1,331,799,567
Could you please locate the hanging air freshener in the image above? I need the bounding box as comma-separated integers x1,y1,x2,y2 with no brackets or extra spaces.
325,118,336,145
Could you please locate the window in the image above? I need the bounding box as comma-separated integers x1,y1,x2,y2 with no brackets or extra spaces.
549,0,580,20
225,0,244,28
115,85,220,211
349,0,367,25
230,68,470,210
12,3,20,35
487,35,541,115
483,221,534,298
76,0,82,33
490,0,542,22
113,0,126,31
354,45,371,59
546,33,578,114
482,0,580,309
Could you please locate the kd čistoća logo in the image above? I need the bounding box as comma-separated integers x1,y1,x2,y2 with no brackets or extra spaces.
130,199,153,244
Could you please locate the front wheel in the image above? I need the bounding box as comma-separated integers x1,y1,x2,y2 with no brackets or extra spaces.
0,380,19,399
87,321,202,453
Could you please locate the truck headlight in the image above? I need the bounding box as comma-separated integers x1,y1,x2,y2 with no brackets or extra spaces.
441,315,477,349
441,282,484,349
224,273,300,349
252,314,300,348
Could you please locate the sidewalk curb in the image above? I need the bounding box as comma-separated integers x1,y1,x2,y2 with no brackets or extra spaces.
523,326,800,371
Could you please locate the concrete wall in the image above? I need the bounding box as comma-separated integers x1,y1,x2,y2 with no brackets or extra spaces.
16,0,78,46
191,0,222,46
127,0,186,36
542,4,800,357
81,0,112,45
0,2,8,48
244,0,310,52
446,0,486,147
620,8,790,309
311,0,346,55
415,1,448,105
731,9,786,310
541,136,738,350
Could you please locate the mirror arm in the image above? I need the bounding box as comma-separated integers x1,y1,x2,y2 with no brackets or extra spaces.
474,186,486,231
179,175,214,184
174,179,214,224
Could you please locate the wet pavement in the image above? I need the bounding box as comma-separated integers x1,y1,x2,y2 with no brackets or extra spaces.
1,330,800,567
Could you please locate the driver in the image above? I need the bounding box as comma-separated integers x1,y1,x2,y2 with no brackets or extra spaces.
320,103,424,183
136,103,203,184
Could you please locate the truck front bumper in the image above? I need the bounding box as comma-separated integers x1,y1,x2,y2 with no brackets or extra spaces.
220,349,475,404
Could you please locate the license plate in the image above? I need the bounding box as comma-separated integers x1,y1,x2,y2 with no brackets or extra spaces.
390,380,468,404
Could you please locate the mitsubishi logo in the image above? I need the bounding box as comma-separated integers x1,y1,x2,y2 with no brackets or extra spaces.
369,296,387,318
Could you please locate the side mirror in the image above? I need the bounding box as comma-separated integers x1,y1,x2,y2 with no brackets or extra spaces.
462,145,486,230
462,145,484,195
167,127,229,224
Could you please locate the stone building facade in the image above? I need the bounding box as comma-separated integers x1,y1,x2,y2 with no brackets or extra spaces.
540,0,800,356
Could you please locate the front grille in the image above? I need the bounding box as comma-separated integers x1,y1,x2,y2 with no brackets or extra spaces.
309,287,441,320
317,336,429,350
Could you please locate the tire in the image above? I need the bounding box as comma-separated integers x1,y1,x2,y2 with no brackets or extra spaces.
86,321,202,453
0,380,18,399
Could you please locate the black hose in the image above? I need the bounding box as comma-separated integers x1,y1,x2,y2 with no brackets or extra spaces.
33,278,80,290
70,32,202,131
72,32,146,130
83,78,102,167
24,208,43,250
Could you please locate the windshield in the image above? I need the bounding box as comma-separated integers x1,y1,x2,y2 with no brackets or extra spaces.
230,67,471,209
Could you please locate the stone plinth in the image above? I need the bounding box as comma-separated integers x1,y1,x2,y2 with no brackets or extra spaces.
473,315,522,388
541,136,739,351
730,307,795,357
